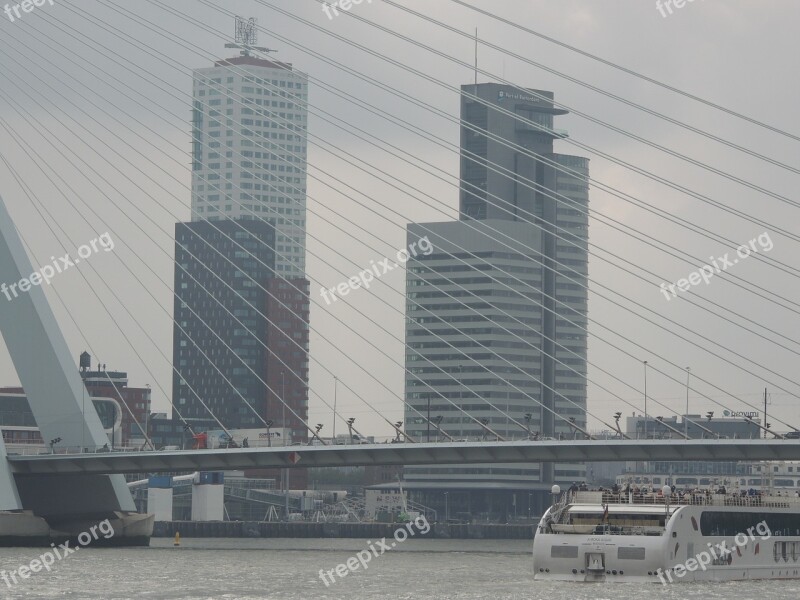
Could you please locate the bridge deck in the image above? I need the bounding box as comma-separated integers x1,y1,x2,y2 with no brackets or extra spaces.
6,439,800,476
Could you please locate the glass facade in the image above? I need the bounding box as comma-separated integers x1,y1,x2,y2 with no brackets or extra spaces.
403,84,589,503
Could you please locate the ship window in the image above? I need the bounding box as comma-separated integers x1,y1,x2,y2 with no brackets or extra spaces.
700,512,800,537
617,547,645,560
551,546,579,559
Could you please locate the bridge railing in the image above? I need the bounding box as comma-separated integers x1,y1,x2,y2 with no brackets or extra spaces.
7,434,800,458
6,444,159,456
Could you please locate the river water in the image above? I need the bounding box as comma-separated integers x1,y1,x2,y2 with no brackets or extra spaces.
0,538,798,599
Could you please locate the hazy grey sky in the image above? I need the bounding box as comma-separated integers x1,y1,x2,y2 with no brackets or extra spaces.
1,0,798,438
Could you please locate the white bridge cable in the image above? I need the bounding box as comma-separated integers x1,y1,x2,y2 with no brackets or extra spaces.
244,0,800,260
17,3,800,436
449,0,800,145
104,3,800,416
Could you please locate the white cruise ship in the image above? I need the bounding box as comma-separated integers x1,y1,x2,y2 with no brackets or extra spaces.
533,486,800,583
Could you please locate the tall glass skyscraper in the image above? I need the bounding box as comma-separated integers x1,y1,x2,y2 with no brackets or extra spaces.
403,83,589,516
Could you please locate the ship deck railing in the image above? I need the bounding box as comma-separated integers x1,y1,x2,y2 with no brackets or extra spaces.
550,523,665,536
571,490,800,508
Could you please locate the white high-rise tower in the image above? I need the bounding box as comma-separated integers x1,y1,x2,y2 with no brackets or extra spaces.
190,51,308,276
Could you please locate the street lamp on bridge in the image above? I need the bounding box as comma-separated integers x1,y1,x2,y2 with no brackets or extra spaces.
265,420,274,447
480,418,491,441
643,360,649,434
568,417,578,440
524,413,533,440
309,423,323,446
433,415,443,442
684,367,691,439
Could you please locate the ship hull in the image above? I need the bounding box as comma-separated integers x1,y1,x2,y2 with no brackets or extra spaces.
534,498,800,583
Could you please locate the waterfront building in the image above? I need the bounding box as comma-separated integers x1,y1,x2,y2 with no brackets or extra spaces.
403,83,589,517
173,48,311,487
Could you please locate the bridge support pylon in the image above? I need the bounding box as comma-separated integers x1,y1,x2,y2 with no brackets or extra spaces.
191,472,225,521
0,195,153,546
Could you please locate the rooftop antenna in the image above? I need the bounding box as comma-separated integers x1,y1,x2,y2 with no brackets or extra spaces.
224,16,277,58
474,27,478,88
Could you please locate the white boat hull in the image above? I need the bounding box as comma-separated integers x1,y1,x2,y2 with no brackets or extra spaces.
534,501,800,583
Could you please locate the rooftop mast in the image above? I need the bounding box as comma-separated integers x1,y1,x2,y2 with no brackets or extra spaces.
224,16,277,58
